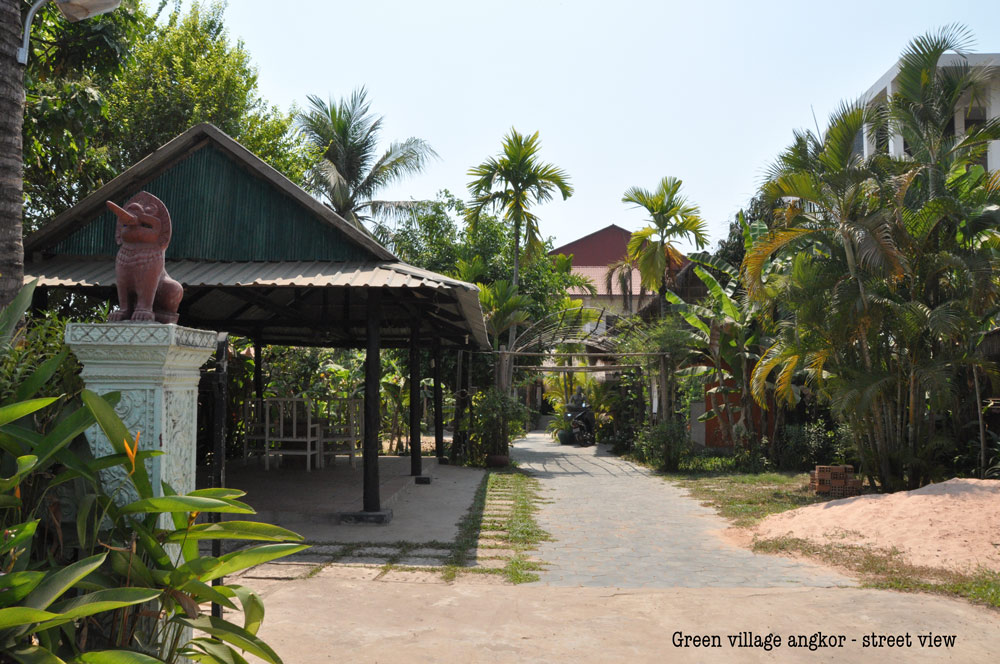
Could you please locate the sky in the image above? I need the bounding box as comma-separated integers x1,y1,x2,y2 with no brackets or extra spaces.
152,0,1000,253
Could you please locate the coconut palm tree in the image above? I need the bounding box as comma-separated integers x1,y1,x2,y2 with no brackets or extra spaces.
478,280,532,350
467,128,573,290
624,177,709,314
295,88,437,235
604,257,646,313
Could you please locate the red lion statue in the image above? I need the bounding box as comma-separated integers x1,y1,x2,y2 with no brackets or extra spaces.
106,192,183,324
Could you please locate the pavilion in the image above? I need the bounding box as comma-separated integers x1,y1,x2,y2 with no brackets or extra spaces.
23,123,490,516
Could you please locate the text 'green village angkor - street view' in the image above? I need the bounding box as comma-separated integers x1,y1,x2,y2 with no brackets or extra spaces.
2,1,1000,662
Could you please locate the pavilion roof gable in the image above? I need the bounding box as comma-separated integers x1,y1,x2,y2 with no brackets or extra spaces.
24,123,395,263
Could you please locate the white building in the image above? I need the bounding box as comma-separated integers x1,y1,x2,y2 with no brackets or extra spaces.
863,53,1000,171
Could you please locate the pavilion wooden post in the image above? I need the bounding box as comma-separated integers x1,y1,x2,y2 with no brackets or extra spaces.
252,337,263,402
363,289,382,512
450,350,465,464
433,340,444,460
209,333,228,618
409,328,422,477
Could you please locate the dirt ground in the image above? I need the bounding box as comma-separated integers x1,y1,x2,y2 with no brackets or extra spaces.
753,478,1000,572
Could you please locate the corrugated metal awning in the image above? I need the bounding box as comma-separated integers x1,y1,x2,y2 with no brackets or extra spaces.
25,257,489,349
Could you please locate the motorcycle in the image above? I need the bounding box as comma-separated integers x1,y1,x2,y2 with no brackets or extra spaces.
560,402,595,446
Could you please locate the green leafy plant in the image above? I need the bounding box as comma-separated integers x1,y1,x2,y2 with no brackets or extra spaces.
469,388,529,464
634,419,690,471
1,283,305,662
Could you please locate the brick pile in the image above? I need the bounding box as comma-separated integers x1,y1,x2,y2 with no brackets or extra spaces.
809,465,863,497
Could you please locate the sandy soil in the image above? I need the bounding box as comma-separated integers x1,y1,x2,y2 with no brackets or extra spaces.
752,478,1000,573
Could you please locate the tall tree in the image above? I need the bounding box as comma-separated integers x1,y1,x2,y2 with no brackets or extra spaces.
467,128,572,346
0,0,25,308
624,176,709,313
103,1,304,180
295,87,436,235
22,0,145,232
746,26,1000,490
467,129,572,288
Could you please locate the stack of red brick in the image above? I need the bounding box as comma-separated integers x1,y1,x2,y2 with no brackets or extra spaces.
809,465,863,497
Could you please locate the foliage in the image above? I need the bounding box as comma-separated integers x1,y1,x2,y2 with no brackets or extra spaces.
777,421,852,471
467,128,573,352
0,286,304,661
468,388,529,464
667,471,826,527
390,190,463,273
624,176,709,303
295,87,436,235
478,280,531,349
666,256,760,448
23,0,308,232
22,0,146,231
712,192,775,269
633,419,690,471
745,25,1000,490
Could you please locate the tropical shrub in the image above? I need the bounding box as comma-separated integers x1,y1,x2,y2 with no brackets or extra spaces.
744,27,1000,490
777,421,847,471
633,419,690,471
469,388,529,464
1,285,305,662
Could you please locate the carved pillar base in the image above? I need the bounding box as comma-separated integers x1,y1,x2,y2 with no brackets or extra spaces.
65,323,217,499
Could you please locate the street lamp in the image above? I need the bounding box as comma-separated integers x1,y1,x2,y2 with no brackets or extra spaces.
17,0,122,64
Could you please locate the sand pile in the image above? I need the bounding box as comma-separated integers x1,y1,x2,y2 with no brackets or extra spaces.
753,478,1000,572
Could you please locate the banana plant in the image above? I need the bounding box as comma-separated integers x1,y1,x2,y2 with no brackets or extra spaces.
665,255,762,448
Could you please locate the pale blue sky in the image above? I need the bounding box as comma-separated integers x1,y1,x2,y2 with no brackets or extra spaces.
153,1,1000,252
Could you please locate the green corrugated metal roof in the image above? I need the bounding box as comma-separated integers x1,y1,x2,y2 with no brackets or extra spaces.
49,144,373,262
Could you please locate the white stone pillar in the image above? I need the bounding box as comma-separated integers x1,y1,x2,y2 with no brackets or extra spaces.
65,323,216,499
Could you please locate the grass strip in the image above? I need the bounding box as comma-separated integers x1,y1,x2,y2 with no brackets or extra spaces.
754,536,1000,609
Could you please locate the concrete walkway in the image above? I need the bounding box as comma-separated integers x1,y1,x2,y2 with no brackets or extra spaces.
514,431,853,588
241,432,1000,662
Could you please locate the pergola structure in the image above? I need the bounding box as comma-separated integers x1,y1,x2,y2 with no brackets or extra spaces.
23,123,490,516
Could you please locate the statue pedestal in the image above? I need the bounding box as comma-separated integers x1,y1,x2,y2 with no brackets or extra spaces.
65,323,217,498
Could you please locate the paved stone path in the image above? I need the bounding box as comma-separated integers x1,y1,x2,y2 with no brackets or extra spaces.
514,432,853,588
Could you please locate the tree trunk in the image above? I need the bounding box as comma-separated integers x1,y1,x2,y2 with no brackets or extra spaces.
0,1,25,309
507,218,521,350
974,365,987,479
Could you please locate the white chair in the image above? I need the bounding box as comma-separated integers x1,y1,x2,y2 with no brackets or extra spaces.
263,398,321,471
315,398,363,468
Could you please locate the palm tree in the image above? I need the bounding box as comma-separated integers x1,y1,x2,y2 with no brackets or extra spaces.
295,88,437,235
478,280,531,350
467,128,573,290
0,2,25,309
604,257,646,313
887,24,1000,202
624,177,709,314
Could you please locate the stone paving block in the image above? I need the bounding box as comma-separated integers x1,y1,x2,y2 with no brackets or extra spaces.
316,565,382,580
474,558,508,569
475,548,516,560
408,547,453,557
241,562,317,580
395,556,449,567
338,556,390,565
512,432,856,589
285,553,335,564
306,544,345,556
354,546,401,557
